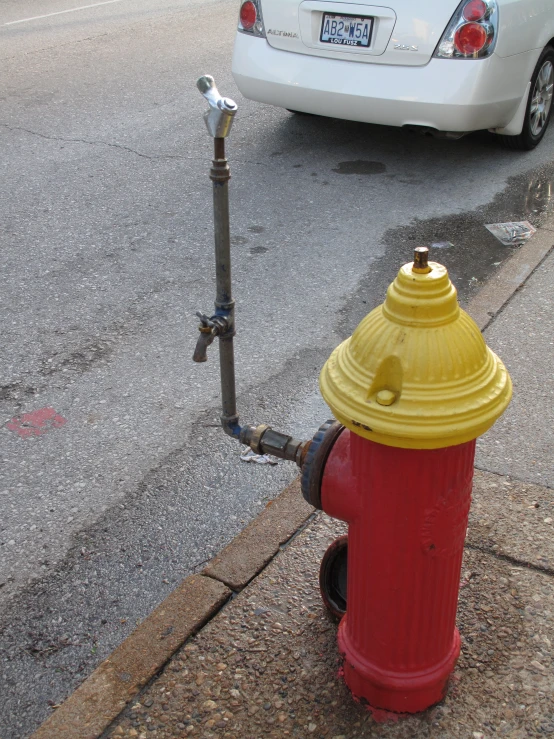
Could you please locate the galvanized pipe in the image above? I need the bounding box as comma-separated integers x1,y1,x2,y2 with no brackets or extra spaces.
194,75,310,465
212,138,232,308
210,138,241,438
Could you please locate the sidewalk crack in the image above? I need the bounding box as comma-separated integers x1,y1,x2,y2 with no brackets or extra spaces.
473,465,553,491
465,542,554,577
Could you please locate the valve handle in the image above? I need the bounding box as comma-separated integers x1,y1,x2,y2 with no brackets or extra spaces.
195,311,216,331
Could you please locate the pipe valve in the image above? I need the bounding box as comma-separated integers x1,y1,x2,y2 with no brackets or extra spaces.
192,311,231,363
197,75,237,138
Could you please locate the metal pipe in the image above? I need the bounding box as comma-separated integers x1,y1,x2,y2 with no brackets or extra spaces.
212,138,232,309
210,136,241,438
194,75,310,465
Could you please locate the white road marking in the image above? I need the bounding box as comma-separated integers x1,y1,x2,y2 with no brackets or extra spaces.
4,0,123,26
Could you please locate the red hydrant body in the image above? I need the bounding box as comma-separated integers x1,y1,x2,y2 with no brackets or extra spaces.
321,430,475,712
303,249,512,714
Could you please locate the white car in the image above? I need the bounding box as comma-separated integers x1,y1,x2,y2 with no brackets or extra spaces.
231,0,554,149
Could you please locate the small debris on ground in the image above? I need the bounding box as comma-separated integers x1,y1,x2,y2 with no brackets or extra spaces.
240,449,278,465
485,221,536,246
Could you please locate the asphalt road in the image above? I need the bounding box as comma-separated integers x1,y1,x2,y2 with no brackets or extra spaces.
1,1,554,735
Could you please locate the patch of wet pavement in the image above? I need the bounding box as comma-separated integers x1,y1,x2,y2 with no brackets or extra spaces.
332,161,387,175
338,162,554,338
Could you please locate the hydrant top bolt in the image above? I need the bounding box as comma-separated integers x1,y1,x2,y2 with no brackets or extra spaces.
412,247,432,274
376,390,396,406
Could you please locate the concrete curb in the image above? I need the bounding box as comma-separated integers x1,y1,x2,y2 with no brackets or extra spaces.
30,576,231,739
203,478,314,591
29,227,553,739
468,220,554,331
30,480,314,739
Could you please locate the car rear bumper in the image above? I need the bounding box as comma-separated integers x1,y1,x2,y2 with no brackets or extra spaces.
232,35,538,132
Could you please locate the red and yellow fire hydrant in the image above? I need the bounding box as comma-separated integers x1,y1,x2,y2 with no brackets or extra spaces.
193,82,512,714
301,247,512,714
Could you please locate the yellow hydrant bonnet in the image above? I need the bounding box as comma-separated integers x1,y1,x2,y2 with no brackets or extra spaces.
320,250,512,449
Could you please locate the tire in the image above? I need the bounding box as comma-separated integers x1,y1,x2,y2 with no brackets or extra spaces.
499,46,554,150
319,535,348,620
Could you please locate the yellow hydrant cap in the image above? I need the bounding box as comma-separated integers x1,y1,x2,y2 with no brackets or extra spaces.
320,249,512,449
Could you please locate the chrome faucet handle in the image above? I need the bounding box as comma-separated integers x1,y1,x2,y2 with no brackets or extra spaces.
197,75,238,138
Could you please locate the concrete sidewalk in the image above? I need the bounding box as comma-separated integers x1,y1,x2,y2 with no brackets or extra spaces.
103,477,553,739
105,251,554,738
32,247,554,739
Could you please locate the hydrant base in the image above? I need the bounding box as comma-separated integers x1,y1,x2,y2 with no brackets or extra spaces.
338,619,461,714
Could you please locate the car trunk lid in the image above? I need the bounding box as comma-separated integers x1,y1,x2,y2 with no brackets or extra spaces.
261,0,460,66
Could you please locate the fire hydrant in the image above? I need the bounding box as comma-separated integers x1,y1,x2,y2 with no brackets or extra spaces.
300,246,512,713
193,78,512,715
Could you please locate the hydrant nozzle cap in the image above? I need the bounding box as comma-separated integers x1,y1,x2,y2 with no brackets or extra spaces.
319,256,512,450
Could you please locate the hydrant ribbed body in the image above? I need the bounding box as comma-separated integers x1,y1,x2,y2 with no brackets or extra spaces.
303,250,512,714
321,430,475,712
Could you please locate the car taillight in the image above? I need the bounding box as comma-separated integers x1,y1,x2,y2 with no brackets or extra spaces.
454,22,487,54
238,0,266,38
434,0,497,59
240,1,256,30
463,0,487,21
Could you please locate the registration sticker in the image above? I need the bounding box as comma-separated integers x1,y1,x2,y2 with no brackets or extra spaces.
320,13,373,47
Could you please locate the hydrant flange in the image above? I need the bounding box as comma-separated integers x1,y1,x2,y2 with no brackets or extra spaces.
301,419,344,509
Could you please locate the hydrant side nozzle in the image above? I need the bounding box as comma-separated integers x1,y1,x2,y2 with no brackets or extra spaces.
301,420,345,509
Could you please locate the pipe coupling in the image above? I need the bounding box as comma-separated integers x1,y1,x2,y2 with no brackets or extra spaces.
240,424,309,465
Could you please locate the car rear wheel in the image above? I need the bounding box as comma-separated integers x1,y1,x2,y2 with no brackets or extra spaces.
499,46,554,150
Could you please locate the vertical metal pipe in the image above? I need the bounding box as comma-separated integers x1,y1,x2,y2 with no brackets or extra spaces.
212,138,233,307
210,137,240,436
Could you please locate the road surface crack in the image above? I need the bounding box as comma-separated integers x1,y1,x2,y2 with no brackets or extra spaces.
0,122,185,160
0,122,293,168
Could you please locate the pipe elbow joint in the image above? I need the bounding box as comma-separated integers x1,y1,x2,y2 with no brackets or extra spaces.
221,414,242,439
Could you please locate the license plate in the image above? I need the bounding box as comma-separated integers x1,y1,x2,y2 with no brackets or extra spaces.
320,13,373,47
